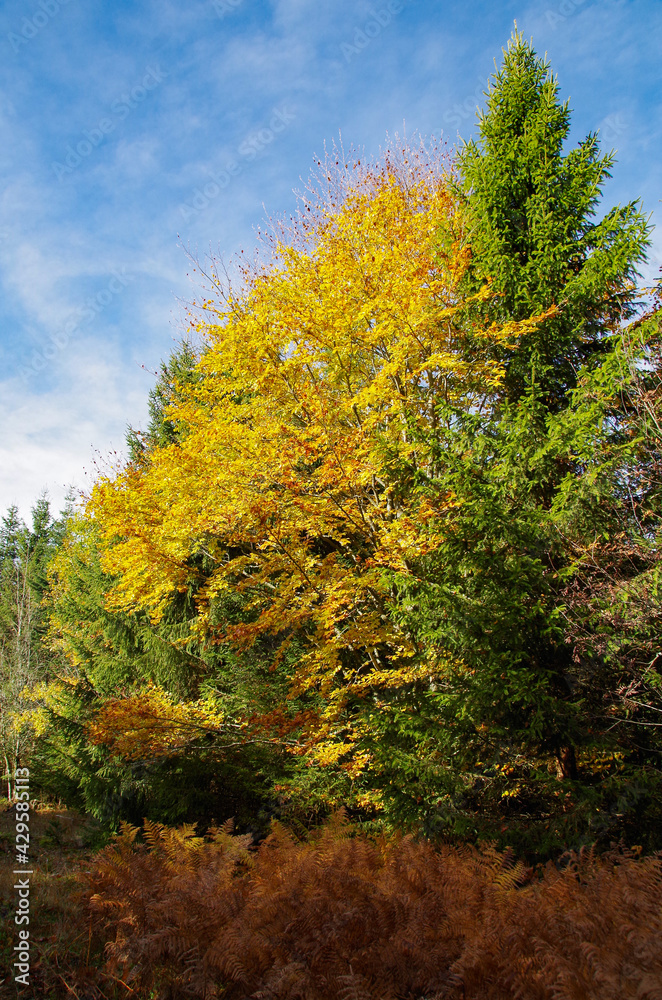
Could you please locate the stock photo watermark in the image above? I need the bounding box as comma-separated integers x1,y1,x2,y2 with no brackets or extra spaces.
600,112,628,144
19,267,134,382
211,0,245,18
443,77,489,130
340,1,410,62
13,768,31,988
51,64,168,181
546,0,627,28
7,0,73,53
179,106,296,223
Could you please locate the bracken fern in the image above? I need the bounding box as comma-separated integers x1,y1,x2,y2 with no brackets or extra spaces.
83,813,662,1000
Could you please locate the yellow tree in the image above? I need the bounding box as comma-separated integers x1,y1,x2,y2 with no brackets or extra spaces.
87,141,551,760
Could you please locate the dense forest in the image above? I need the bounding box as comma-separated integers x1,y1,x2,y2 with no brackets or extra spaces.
2,32,662,999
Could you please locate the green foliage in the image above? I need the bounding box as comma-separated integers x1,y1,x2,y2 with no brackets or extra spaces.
345,31,662,850
363,311,662,854
0,495,70,797
48,515,209,697
126,339,201,460
457,30,651,407
40,513,308,832
30,677,288,833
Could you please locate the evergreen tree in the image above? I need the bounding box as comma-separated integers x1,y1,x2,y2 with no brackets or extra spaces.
362,34,662,852
0,496,65,797
0,505,21,564
457,29,651,408
126,340,201,461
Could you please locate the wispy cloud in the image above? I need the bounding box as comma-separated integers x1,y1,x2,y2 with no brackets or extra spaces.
0,341,150,518
0,0,660,516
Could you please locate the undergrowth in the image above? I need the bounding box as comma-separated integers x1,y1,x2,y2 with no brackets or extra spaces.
77,812,662,1000
3,805,661,999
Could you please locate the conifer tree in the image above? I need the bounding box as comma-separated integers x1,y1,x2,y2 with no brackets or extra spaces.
458,29,650,407
0,497,64,797
126,341,201,461
372,33,662,842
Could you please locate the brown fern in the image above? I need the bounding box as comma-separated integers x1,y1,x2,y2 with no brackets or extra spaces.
82,816,662,1000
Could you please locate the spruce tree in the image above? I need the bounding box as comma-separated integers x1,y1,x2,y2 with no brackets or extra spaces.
126,341,200,461
370,34,661,850
458,29,651,408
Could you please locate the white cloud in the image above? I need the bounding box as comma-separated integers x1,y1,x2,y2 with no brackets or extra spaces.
1,335,151,519
1,0,660,522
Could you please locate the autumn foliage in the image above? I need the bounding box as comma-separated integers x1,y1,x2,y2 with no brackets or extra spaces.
34,36,662,857
82,814,662,1000
86,683,226,761
86,142,552,756
8,33,662,1000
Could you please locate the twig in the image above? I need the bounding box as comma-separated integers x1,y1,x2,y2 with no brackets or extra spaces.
97,970,138,994
54,972,80,998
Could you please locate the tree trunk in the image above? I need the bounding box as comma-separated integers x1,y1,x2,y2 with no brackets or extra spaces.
556,744,578,780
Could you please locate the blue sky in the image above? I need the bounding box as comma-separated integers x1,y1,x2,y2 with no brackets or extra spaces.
1,0,660,518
